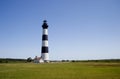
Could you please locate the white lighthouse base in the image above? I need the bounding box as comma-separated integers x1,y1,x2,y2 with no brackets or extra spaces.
41,53,49,63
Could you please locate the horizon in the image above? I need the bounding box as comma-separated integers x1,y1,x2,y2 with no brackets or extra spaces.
0,57,120,61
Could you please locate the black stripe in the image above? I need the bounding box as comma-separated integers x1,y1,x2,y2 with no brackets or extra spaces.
42,35,48,40
41,47,49,53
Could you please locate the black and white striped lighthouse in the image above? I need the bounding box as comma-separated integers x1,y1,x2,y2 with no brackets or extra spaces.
41,20,49,62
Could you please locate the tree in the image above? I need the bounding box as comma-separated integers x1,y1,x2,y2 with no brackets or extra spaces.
27,57,32,62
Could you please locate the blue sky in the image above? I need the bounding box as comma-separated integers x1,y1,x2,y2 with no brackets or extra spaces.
0,0,120,60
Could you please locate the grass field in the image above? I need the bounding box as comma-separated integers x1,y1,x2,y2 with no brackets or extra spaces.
0,62,120,79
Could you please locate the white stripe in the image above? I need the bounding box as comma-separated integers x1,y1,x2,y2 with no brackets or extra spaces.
42,53,49,60
43,29,48,35
42,41,48,46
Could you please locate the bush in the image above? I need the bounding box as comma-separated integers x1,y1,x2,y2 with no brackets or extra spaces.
27,57,32,62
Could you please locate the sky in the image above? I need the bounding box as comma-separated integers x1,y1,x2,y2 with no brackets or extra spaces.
0,0,120,60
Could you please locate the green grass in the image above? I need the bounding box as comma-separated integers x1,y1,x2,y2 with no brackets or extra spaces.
0,62,120,79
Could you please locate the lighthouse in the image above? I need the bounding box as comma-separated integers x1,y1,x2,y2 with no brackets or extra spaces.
41,20,49,62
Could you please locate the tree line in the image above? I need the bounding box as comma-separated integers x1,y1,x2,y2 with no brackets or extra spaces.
0,58,120,63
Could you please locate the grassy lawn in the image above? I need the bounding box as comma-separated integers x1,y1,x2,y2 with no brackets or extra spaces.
0,62,120,79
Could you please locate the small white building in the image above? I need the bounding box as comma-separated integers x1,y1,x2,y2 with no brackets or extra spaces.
34,56,44,63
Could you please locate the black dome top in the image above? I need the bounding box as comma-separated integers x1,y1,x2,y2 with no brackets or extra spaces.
42,20,48,29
